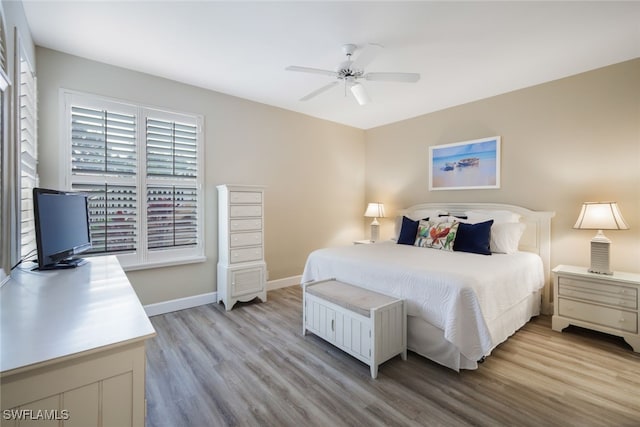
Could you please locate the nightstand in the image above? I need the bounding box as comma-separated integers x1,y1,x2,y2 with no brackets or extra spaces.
552,265,640,352
353,240,373,245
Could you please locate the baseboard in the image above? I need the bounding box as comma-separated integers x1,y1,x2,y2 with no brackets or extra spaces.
144,292,218,317
267,274,302,291
144,274,301,316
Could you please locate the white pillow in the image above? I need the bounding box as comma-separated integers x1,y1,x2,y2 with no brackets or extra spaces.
490,222,526,254
465,210,521,224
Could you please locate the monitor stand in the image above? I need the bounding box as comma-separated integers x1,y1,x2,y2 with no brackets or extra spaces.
35,258,87,271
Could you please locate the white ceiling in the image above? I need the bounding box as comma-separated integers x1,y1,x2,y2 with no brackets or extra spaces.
22,1,640,130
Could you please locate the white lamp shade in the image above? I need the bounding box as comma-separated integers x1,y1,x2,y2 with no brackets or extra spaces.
364,203,386,218
573,202,629,230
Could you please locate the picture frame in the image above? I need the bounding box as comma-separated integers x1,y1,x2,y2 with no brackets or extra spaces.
429,136,501,191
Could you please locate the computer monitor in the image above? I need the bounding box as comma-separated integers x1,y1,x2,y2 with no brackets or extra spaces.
33,188,92,270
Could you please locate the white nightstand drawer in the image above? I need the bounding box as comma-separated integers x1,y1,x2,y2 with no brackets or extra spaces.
230,218,262,232
230,191,262,204
558,298,638,333
230,232,262,248
559,277,637,300
230,247,263,263
559,282,637,310
230,205,262,218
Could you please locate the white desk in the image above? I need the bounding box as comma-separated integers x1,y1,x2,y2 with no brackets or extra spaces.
1,256,156,426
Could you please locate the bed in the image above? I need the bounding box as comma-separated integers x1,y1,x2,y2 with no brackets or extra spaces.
301,203,555,371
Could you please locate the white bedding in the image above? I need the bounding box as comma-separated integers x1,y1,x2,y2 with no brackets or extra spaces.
301,241,544,365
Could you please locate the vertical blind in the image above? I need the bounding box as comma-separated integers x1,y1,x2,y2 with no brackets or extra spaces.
67,92,203,267
19,56,38,260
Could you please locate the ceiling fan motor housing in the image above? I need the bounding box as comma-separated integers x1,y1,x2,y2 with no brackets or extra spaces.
338,44,363,79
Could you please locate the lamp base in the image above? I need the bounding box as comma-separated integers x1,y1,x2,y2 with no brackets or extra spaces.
589,237,612,275
370,223,379,243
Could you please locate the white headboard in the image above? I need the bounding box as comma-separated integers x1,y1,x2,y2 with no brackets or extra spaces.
399,203,555,314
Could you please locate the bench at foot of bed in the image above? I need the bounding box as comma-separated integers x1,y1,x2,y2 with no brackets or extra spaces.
302,279,407,379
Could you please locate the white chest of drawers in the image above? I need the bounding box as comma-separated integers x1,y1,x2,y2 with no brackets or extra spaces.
552,265,640,352
217,185,267,311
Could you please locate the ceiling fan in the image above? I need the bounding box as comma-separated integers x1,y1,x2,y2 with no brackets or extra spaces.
285,43,420,106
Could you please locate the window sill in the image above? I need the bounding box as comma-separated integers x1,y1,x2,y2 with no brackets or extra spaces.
120,255,207,272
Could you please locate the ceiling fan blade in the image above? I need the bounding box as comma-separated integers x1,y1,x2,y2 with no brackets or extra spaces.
351,43,383,70
350,83,371,106
285,66,338,78
364,72,421,83
300,81,339,101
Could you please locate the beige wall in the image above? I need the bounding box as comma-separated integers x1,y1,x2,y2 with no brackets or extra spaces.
34,45,640,306
365,58,640,274
36,47,365,305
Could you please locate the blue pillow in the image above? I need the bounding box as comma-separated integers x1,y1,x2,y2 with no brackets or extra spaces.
397,216,421,245
453,220,494,255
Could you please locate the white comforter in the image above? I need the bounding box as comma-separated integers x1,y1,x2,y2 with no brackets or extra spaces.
301,241,544,362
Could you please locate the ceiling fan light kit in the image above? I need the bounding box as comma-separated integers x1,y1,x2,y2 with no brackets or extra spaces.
350,83,370,105
286,43,420,105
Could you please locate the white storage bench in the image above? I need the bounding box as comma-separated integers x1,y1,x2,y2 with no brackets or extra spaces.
303,279,407,378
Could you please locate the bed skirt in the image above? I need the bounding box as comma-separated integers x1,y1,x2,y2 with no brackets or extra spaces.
407,290,541,371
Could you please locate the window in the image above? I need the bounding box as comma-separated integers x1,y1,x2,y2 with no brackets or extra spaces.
62,91,204,270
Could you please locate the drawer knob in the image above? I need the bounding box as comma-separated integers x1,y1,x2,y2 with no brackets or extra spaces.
619,318,626,323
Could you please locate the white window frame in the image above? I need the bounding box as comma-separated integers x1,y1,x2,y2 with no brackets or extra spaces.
61,90,205,270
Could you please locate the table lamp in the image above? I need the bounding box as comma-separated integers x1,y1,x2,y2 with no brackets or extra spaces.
364,202,386,242
573,202,629,275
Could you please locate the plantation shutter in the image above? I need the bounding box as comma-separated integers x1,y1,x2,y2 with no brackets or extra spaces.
71,106,137,176
146,117,199,251
72,183,137,253
64,91,203,268
70,105,138,254
146,119,197,177
147,186,198,249
19,56,37,259
0,16,6,73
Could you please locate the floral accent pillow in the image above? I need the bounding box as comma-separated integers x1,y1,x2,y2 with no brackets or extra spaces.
414,220,460,251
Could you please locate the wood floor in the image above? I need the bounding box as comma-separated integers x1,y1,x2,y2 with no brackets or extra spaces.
146,286,640,427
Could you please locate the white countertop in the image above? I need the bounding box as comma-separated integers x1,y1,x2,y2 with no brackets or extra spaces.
1,256,156,375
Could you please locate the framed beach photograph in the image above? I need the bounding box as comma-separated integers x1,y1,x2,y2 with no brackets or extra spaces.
429,136,501,191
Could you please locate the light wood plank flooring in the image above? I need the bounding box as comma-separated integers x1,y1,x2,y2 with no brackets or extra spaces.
146,286,640,427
